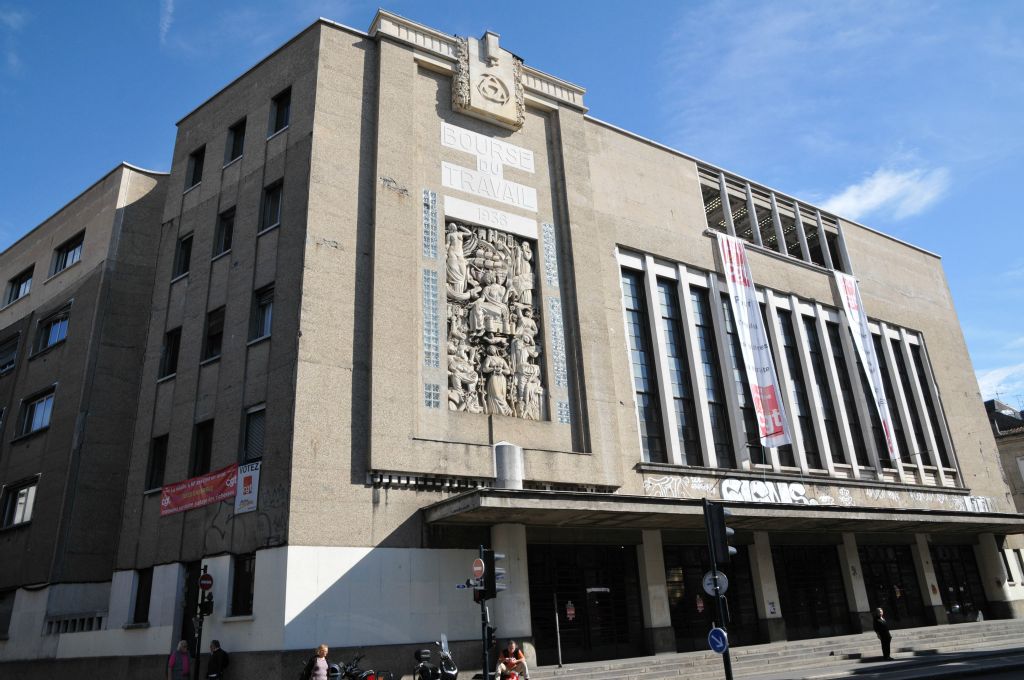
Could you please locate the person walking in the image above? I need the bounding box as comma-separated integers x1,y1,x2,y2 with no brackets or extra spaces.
207,639,230,679
167,640,191,680
873,607,893,660
300,644,331,680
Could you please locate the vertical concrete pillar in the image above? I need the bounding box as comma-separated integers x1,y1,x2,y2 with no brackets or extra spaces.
975,533,1015,619
636,529,675,654
837,533,872,632
910,534,948,625
490,524,533,658
749,532,786,641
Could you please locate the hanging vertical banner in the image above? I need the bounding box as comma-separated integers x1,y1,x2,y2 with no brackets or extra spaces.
717,235,792,447
234,462,262,514
833,272,900,462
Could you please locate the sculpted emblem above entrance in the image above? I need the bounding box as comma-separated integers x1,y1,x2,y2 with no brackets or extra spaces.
453,31,525,130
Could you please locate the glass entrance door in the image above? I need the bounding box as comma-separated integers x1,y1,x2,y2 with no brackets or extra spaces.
772,544,851,640
858,545,927,629
930,544,989,623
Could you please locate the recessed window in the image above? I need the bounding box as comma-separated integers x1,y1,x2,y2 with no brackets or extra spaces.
190,420,214,477
269,88,291,135
172,234,193,279
186,146,206,189
132,568,153,624
214,208,235,257
19,390,54,435
35,306,70,353
225,118,246,164
159,328,181,379
249,286,273,341
244,405,265,462
52,232,84,275
145,435,168,491
260,183,283,232
6,267,33,305
0,335,18,374
0,590,13,636
1,480,36,528
231,553,256,616
202,307,225,361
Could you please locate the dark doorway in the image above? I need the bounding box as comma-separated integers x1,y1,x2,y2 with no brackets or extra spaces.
179,561,201,655
663,544,763,651
859,545,927,629
930,544,989,623
772,544,851,640
527,544,645,665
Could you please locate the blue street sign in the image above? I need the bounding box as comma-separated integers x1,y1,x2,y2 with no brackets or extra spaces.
708,627,729,654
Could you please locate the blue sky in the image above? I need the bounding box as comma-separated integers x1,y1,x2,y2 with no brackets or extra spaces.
1,1,1022,404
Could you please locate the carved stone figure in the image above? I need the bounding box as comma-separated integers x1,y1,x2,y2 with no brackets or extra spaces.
444,220,544,419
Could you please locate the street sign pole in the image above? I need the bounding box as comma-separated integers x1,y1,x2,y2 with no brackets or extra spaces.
479,546,491,680
704,499,734,680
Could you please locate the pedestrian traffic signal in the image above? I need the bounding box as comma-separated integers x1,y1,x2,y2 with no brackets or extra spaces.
482,549,506,599
199,594,214,617
704,499,737,566
486,625,498,650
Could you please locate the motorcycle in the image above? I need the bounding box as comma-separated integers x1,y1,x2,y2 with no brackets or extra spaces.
301,654,393,680
413,634,458,680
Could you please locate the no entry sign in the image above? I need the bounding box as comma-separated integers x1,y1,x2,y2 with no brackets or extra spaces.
199,573,214,591
472,558,485,579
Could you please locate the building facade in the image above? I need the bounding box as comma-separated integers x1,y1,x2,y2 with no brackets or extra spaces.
2,10,1023,678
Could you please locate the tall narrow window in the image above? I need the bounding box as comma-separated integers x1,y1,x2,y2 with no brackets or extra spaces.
872,334,911,465
52,232,84,274
249,286,274,341
260,183,283,232
244,406,266,462
190,420,214,477
657,280,701,465
269,87,291,135
911,344,951,468
172,234,193,279
186,146,205,189
804,318,846,464
891,338,930,466
621,270,666,462
231,553,256,616
7,267,33,305
1016,550,1024,585
776,310,822,469
19,390,54,435
826,322,870,467
133,568,153,624
0,590,13,636
35,306,70,353
214,208,234,256
225,118,246,164
0,335,18,374
690,288,735,468
720,297,768,466
159,328,181,378
202,307,225,361
1,480,37,527
146,435,168,491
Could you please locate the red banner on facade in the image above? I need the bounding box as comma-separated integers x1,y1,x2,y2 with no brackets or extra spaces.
160,464,238,516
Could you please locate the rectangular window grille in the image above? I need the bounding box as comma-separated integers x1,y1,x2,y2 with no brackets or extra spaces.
911,344,952,468
720,297,768,467
658,279,701,465
422,269,439,368
422,190,438,258
826,322,870,467
621,270,666,463
690,287,734,467
776,309,822,470
542,222,560,288
557,400,571,424
873,334,911,465
804,317,846,464
547,297,568,389
424,383,440,409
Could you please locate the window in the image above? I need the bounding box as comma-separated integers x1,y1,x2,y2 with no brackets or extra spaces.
872,334,911,465
202,307,225,361
691,287,734,467
1016,550,1024,585
159,328,181,379
19,390,54,435
6,267,33,305
172,234,193,279
145,435,168,491
132,568,153,624
0,590,13,636
53,232,84,274
260,182,283,232
1,479,37,527
1002,550,1015,583
214,208,234,256
249,286,274,340
269,87,291,135
720,297,767,467
911,344,951,467
186,146,205,189
621,270,666,463
190,420,214,477
231,553,256,616
244,405,265,462
826,322,870,467
0,335,18,374
225,118,246,164
776,310,821,469
35,306,70,353
657,280,701,466
892,338,930,466
804,317,845,464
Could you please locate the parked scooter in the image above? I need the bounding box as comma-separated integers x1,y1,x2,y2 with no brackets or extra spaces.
302,653,392,680
413,634,458,680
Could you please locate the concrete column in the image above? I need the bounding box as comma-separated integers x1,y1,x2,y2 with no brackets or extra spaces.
748,532,786,641
910,534,948,625
837,533,872,632
975,533,1015,619
636,530,675,654
490,524,533,658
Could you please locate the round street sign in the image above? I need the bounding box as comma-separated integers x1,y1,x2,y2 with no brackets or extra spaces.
702,570,729,596
472,558,485,579
708,627,729,654
199,573,214,591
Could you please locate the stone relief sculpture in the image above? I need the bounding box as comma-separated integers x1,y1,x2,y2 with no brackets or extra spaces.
445,221,544,419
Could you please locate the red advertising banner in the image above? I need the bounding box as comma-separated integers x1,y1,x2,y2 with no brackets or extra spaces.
160,463,238,516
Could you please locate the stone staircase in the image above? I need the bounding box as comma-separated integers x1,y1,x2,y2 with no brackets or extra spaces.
528,619,1024,680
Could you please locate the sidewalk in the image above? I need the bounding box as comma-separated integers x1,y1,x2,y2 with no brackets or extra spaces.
744,647,1024,679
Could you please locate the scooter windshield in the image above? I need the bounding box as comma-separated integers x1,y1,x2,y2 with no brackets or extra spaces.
441,634,449,654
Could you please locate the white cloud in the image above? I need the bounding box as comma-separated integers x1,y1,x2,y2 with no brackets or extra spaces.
977,362,1024,401
820,167,950,221
159,0,175,45
0,8,26,31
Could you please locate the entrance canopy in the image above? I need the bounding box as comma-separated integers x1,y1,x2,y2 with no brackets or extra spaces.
423,488,1024,535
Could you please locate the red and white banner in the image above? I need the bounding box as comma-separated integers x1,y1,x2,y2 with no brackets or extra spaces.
160,463,238,516
833,272,900,462
234,462,261,515
718,235,792,447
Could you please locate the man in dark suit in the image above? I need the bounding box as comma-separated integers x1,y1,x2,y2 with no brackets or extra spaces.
207,639,230,679
873,608,892,660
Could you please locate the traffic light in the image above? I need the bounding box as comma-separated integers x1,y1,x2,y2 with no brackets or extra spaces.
482,549,506,599
486,625,498,650
704,499,737,566
199,594,214,617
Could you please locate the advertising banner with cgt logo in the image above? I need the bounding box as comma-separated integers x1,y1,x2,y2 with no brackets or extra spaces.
234,462,261,514
160,464,238,516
